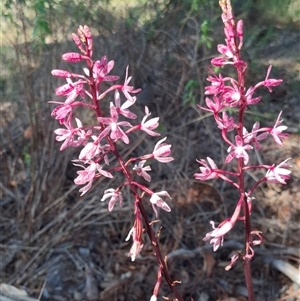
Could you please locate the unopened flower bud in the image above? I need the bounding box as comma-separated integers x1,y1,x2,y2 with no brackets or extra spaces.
78,25,86,43
72,33,82,48
55,83,73,96
62,52,84,62
83,25,93,51
51,69,72,78
211,57,226,67
237,20,243,49
217,44,233,58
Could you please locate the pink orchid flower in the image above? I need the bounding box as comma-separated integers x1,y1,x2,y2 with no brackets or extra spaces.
101,188,123,211
265,158,291,184
150,191,171,217
194,157,219,181
269,111,288,146
133,160,151,182
125,226,144,262
140,106,160,137
152,137,174,163
97,106,132,144
73,160,113,196
226,135,253,165
110,90,137,119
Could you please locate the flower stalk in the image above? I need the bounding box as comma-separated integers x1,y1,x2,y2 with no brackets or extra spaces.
50,25,183,300
195,1,290,300
50,2,291,299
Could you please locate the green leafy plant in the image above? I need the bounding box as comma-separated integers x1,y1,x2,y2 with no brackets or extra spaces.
183,79,198,106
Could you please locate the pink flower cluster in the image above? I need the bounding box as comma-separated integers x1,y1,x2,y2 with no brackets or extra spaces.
194,1,291,262
50,25,174,261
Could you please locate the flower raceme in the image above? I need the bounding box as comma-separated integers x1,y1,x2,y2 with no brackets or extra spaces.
51,25,173,197
194,0,290,272
50,26,175,276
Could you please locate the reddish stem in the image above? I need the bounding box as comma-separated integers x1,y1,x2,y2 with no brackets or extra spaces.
236,46,255,301
138,200,184,301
